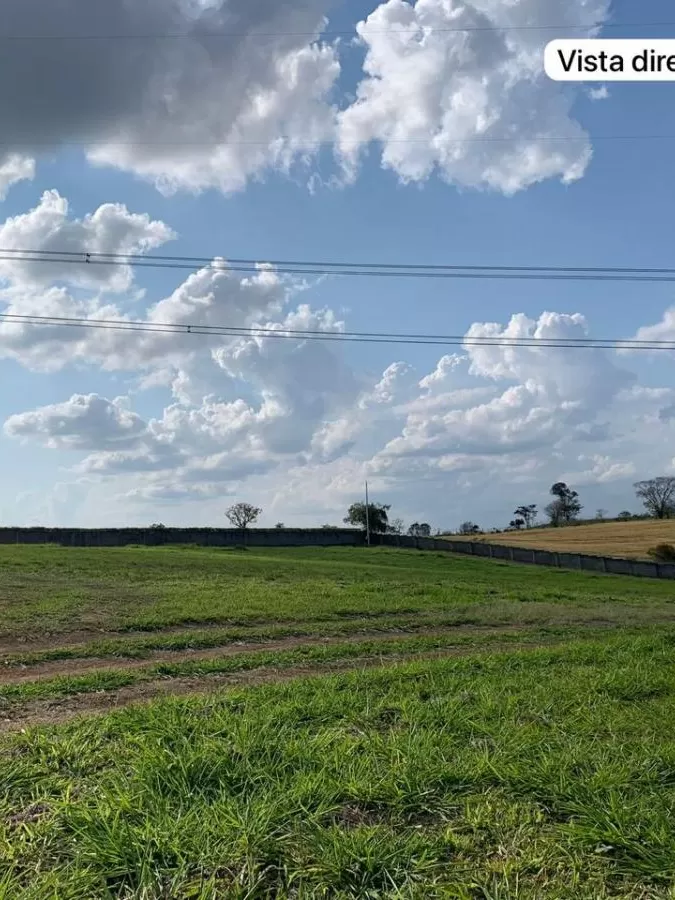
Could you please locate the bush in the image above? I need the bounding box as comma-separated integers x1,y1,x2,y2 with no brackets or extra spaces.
647,543,675,562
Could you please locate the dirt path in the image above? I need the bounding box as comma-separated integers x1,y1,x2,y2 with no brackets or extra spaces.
0,610,467,656
1,609,665,659
0,625,536,684
0,616,668,732
0,641,560,732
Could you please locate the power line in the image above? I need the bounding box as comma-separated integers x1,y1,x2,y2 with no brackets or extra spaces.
16,247,675,276
7,249,675,284
0,20,668,41
0,312,671,351
3,135,675,149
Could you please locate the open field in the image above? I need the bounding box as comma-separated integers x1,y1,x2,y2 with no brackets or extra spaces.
454,519,675,560
2,544,675,643
1,545,675,897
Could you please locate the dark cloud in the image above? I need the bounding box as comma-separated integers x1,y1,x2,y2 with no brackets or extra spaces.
0,0,328,148
0,0,337,193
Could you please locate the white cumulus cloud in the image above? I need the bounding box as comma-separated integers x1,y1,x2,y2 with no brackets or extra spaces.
4,394,146,450
337,0,608,193
0,190,174,291
628,307,675,347
0,0,610,197
0,155,35,199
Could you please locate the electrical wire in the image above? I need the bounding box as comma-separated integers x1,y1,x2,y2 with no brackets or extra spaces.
0,252,671,350
6,249,675,284
0,312,671,351
2,135,675,148
0,20,669,41
15,247,675,275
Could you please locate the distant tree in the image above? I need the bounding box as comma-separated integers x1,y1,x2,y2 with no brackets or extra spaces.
408,523,431,537
389,518,405,535
514,505,537,529
459,521,481,536
545,500,565,528
548,483,582,525
150,523,166,530
275,522,285,529
226,503,262,531
344,502,391,534
509,518,526,531
634,477,675,519
596,509,608,521
617,511,633,521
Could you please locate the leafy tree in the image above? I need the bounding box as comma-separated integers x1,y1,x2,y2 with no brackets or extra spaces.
408,523,431,537
509,518,525,531
617,510,633,521
388,518,405,535
458,521,481,536
596,509,607,520
275,522,285,529
226,503,262,530
150,523,166,530
634,477,675,519
545,500,565,527
548,483,582,525
344,502,391,534
514,505,537,529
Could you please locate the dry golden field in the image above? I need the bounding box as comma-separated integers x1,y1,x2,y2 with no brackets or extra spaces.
455,519,675,560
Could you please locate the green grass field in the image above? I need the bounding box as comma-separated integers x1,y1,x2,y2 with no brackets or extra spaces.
1,545,675,897
1,544,674,640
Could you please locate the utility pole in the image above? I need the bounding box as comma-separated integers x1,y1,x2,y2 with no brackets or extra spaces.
365,480,371,547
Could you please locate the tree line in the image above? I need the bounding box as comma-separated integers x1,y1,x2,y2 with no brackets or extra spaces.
457,476,675,536
153,477,675,537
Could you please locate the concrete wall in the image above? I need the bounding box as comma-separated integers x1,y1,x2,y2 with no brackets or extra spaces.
0,527,362,548
0,527,671,580
375,533,674,580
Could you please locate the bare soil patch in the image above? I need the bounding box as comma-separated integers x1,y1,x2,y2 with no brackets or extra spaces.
0,609,452,655
0,641,559,732
0,625,531,684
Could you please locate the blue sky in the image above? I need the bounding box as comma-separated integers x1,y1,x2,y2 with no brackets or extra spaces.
1,0,675,530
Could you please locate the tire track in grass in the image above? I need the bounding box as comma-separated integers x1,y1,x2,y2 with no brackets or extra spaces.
0,631,624,731
4,609,671,668
0,609,478,655
0,642,547,731
0,618,645,684
0,624,548,683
